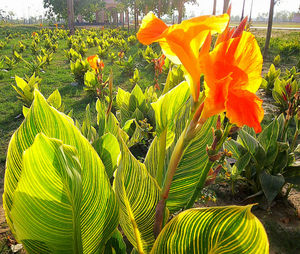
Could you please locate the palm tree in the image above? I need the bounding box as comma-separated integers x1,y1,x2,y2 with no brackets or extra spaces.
263,0,275,59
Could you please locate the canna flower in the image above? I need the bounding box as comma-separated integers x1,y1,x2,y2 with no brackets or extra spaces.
32,32,37,37
199,18,264,133
137,12,229,102
87,55,104,71
118,51,124,59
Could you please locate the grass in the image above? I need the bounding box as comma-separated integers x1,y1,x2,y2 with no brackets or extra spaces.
0,25,166,171
0,25,299,173
230,22,300,28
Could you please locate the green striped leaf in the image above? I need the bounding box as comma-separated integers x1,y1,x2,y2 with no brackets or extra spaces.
151,81,190,138
144,100,190,179
166,116,217,212
113,138,167,253
151,205,269,254
93,133,120,179
116,87,131,126
144,136,159,178
11,134,83,253
4,90,119,253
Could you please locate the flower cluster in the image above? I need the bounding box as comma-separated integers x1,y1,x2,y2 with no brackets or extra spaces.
87,55,104,72
137,11,264,133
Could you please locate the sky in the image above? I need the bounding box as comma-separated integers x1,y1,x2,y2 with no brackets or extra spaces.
1,0,299,19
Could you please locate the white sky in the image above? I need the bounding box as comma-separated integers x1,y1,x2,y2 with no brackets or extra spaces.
1,0,299,19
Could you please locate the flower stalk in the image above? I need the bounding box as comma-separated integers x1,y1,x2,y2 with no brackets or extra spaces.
185,121,232,209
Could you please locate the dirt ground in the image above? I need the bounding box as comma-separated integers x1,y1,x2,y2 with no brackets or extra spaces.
196,183,300,254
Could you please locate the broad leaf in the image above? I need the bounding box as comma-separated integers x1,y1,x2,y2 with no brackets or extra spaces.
258,119,279,166
144,136,159,178
259,171,285,205
283,163,300,185
129,85,146,113
238,130,266,167
272,150,289,174
167,116,217,212
113,138,167,253
93,133,120,179
4,90,119,253
151,81,190,137
232,152,252,175
11,134,83,253
151,206,269,254
116,87,131,126
224,139,247,160
104,229,127,254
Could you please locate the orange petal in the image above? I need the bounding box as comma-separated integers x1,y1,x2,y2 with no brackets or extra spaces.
209,32,262,93
137,12,168,45
226,89,264,133
232,16,248,38
199,32,212,58
165,14,229,60
137,12,229,102
87,55,99,70
201,74,232,120
231,32,263,93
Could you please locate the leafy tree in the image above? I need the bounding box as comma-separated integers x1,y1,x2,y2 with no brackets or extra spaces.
44,0,105,21
170,0,196,23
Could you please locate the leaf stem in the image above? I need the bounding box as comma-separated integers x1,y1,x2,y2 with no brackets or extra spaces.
156,129,167,187
160,127,187,200
185,122,232,209
291,129,298,151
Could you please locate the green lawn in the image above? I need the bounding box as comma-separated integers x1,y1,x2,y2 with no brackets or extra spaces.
0,25,163,169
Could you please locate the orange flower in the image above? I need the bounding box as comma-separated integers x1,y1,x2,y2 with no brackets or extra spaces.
87,55,104,71
118,51,124,59
98,60,104,71
137,12,229,102
199,20,264,133
32,32,37,37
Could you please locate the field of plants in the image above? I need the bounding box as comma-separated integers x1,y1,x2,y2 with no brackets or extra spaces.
0,13,299,254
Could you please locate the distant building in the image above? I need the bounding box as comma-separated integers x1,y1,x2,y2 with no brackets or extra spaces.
96,0,118,24
293,13,300,23
103,0,117,9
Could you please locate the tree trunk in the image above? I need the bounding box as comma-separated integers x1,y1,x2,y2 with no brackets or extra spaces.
213,0,217,15
263,0,275,59
67,0,75,35
158,0,162,18
178,0,184,23
134,2,137,32
96,11,100,23
249,0,254,22
223,0,230,14
126,9,129,33
241,0,246,21
121,11,124,28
